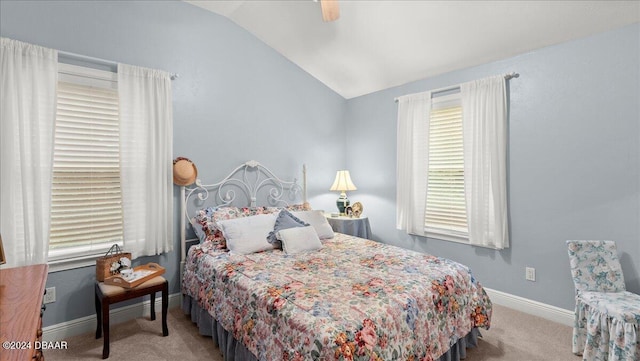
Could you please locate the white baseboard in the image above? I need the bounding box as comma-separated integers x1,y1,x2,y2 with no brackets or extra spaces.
484,287,574,327
42,293,182,342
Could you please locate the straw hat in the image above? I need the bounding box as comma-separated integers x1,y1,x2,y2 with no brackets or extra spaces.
173,157,198,186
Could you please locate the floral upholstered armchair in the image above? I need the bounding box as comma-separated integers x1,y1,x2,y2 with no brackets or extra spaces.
566,240,640,361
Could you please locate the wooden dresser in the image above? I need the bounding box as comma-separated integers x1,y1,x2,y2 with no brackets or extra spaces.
0,264,48,361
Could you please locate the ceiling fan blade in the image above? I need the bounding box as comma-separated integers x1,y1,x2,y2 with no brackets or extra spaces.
320,0,340,22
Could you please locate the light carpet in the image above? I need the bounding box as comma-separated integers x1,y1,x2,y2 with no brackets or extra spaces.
45,304,578,360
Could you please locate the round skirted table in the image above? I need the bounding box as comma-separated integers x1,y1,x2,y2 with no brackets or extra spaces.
325,214,372,239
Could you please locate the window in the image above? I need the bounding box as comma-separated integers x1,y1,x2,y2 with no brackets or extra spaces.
397,76,509,249
425,96,467,238
48,63,123,269
424,94,468,241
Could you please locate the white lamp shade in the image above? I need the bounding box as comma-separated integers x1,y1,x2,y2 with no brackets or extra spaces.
329,170,357,192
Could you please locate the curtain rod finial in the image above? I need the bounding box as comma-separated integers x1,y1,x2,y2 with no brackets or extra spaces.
505,72,519,80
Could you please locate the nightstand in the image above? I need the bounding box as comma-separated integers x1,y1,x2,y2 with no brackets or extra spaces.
95,276,168,359
325,214,372,239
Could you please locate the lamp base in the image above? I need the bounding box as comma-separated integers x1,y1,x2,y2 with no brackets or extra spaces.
336,193,350,215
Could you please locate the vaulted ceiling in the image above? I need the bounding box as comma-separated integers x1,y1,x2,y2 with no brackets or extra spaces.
186,1,640,99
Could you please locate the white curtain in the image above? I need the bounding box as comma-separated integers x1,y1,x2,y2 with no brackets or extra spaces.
118,64,173,258
0,38,58,267
460,75,509,249
396,91,431,235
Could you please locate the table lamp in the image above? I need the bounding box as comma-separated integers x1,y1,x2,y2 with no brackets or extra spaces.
329,170,357,215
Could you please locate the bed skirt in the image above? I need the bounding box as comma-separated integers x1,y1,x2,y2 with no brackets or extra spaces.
182,294,480,361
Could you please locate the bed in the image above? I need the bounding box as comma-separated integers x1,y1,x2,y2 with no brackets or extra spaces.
180,161,492,361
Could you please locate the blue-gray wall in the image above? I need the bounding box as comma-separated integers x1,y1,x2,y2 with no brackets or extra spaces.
0,0,345,327
345,23,640,311
1,0,638,327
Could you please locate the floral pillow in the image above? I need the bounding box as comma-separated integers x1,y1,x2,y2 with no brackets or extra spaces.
191,207,213,241
211,206,280,226
284,203,312,212
191,207,227,249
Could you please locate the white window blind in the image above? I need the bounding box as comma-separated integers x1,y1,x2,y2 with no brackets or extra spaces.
49,64,123,261
425,99,468,237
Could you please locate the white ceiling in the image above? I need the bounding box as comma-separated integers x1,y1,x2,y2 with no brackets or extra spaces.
186,0,640,99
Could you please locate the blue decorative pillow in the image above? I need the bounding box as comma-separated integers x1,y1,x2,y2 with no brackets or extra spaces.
267,209,309,245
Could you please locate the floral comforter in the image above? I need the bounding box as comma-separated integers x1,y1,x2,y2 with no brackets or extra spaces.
182,233,492,361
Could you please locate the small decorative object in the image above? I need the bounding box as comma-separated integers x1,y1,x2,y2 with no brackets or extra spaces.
329,170,357,215
345,206,353,217
173,157,198,186
103,263,165,289
109,256,131,276
351,202,363,218
120,269,133,277
96,244,132,281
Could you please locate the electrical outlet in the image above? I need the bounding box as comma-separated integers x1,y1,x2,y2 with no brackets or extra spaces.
525,267,536,282
44,287,56,304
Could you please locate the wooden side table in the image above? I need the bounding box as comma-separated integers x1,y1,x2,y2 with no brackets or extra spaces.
95,276,168,359
325,214,372,239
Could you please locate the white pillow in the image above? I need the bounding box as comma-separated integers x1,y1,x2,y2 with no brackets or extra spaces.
292,210,335,239
216,213,277,254
277,226,322,254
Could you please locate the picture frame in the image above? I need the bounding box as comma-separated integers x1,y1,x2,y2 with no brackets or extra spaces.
351,202,363,218
344,206,353,217
0,234,6,265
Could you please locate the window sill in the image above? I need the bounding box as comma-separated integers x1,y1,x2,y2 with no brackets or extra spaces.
47,242,124,273
414,229,505,250
408,228,469,245
47,253,102,273
425,230,469,245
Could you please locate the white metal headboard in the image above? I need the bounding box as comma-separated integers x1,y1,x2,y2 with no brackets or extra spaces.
179,160,307,265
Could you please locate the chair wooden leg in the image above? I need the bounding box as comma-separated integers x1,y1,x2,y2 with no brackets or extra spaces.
162,281,168,337
95,285,102,339
150,291,156,321
102,301,110,359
